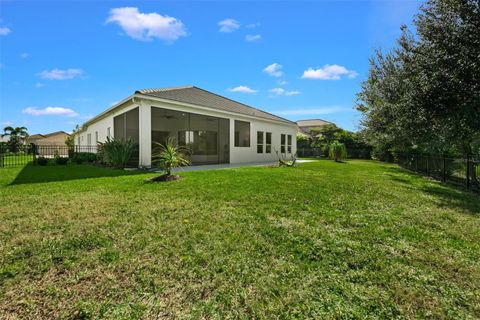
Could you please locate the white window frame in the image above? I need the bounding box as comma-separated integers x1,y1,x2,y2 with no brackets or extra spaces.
257,131,264,154
265,132,272,153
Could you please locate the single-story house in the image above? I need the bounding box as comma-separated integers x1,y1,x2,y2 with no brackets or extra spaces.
75,86,298,168
27,131,70,145
26,131,71,157
296,119,334,137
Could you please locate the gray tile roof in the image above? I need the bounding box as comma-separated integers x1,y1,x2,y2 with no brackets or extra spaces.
135,86,295,124
296,119,333,128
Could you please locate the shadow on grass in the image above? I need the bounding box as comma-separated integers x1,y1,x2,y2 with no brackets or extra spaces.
9,163,148,185
386,166,480,215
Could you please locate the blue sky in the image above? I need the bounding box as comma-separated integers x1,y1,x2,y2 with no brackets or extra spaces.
0,0,421,134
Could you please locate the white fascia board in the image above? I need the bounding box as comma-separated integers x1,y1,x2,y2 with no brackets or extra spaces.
76,94,137,133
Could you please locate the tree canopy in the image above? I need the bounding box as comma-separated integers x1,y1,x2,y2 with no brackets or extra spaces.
357,0,480,156
2,126,29,153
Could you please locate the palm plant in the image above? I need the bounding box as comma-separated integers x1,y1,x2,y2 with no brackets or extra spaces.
328,141,347,162
2,126,28,153
152,137,191,178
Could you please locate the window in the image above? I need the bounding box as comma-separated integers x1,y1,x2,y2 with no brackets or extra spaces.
77,136,80,146
234,120,250,147
95,131,98,143
257,131,264,153
87,133,91,145
281,134,286,153
265,132,272,153
287,134,292,153
107,127,111,138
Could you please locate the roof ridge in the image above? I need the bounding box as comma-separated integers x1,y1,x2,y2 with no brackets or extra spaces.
136,85,194,94
191,86,296,124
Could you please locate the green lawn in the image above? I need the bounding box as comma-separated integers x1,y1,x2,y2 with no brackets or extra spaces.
1,160,479,319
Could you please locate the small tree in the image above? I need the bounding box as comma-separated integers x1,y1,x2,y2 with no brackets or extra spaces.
329,141,347,162
151,138,190,181
2,126,28,153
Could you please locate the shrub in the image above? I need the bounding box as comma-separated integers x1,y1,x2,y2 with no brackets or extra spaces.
37,157,49,166
329,141,347,162
55,156,68,165
98,137,134,169
71,152,97,164
151,137,190,180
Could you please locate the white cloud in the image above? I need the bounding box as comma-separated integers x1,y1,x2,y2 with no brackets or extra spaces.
218,18,240,33
106,7,187,42
278,80,288,85
0,27,11,36
35,83,45,88
276,106,349,116
38,68,84,80
245,23,260,28
245,34,261,42
227,85,258,94
269,88,300,96
22,107,79,117
263,63,283,77
2,121,13,126
301,64,358,80
80,114,93,120
20,53,29,59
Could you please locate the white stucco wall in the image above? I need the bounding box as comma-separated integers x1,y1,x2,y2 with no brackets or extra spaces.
75,96,297,167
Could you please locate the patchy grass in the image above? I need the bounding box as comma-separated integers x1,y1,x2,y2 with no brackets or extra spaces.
0,160,479,319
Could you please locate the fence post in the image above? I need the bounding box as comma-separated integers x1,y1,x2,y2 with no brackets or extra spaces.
32,143,37,165
442,155,446,182
426,155,429,176
466,155,470,189
0,144,3,168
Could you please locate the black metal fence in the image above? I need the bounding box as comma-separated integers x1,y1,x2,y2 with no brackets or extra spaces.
394,153,480,192
0,144,99,168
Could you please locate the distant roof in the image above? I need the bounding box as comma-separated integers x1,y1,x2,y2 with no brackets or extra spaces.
43,131,70,137
27,134,46,140
296,119,334,128
136,86,295,124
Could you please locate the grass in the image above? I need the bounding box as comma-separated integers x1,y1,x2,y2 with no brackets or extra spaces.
0,154,33,167
0,160,479,319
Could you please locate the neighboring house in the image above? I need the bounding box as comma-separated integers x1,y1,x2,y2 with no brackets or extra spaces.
296,119,334,137
27,131,70,146
26,134,46,144
75,85,298,167
26,131,70,157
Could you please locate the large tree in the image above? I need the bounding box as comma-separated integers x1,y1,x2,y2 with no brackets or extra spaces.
357,0,480,156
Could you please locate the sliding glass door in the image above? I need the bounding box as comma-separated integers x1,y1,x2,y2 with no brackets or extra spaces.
151,107,229,165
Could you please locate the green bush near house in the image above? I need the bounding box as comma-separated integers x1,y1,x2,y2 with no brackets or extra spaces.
36,156,49,166
55,156,68,165
71,152,97,164
98,137,134,169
